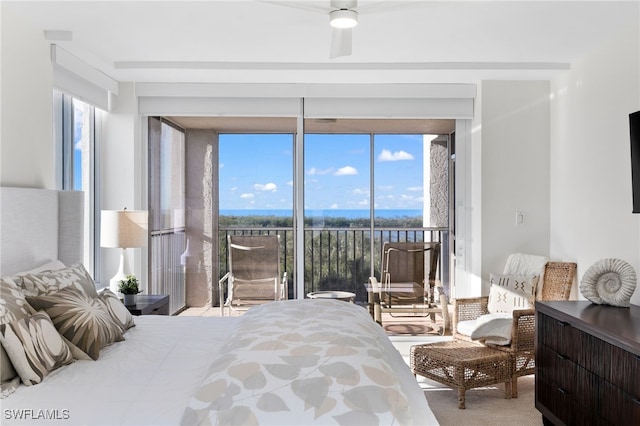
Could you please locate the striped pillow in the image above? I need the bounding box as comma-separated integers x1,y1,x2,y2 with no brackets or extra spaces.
0,311,74,386
26,287,124,360
489,273,538,301
487,284,533,314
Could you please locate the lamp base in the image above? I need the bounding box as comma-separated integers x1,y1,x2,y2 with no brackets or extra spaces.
109,248,131,298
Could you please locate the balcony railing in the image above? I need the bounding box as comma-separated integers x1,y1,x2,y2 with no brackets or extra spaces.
218,227,449,304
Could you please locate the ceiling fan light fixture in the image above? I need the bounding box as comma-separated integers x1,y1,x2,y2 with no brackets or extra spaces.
330,9,358,29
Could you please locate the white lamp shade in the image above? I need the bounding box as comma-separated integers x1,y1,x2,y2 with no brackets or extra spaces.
101,209,148,248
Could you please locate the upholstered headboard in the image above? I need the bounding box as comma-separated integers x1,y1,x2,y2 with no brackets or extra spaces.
0,187,84,276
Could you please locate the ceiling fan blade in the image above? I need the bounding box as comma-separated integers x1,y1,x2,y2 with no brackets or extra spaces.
331,0,357,10
330,27,352,59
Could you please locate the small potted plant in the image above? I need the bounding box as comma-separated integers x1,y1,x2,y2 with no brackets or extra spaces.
118,274,140,306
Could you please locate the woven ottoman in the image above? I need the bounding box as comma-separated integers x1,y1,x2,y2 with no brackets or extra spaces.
410,340,512,409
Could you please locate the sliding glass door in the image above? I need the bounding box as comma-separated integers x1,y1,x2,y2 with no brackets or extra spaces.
301,129,448,302
170,115,453,306
218,133,295,297
303,133,371,300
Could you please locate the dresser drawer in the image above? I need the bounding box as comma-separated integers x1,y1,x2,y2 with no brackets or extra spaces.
538,312,611,378
537,376,605,426
538,344,599,408
599,380,640,425
609,345,640,398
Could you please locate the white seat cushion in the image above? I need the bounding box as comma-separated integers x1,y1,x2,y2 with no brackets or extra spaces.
457,313,513,345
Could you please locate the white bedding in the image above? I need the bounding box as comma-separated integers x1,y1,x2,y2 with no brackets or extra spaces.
2,316,239,425
2,305,438,426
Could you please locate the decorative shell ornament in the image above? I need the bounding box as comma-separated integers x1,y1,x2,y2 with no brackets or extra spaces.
580,258,637,307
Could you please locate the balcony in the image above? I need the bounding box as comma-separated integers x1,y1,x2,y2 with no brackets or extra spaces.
150,224,449,315
218,226,450,304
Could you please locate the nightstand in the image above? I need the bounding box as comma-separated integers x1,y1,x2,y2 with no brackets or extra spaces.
125,294,170,315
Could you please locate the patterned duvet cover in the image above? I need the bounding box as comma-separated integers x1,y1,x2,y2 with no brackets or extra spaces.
181,299,435,425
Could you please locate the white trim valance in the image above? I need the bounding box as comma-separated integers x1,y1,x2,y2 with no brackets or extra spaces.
136,82,476,119
303,98,473,119
51,45,119,111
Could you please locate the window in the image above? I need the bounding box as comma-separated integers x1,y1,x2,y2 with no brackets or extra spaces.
54,90,100,279
148,117,186,313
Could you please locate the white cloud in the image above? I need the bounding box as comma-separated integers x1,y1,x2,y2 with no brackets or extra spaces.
352,188,369,195
335,166,358,176
308,167,333,175
357,199,369,207
378,185,394,191
378,149,414,162
330,203,339,209
240,193,254,199
254,182,277,192
407,186,423,192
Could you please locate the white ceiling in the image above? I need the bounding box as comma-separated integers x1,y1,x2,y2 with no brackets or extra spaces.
5,1,639,85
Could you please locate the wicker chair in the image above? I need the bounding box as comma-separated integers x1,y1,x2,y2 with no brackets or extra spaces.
453,261,577,397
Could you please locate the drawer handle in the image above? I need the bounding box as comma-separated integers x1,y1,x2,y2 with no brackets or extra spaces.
556,353,567,360
633,398,640,405
557,387,568,395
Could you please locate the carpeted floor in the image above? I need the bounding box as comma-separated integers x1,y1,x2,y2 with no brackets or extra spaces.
389,335,543,426
422,375,542,426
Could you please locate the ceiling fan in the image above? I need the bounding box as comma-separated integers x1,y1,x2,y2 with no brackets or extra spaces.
264,0,370,59
328,0,359,59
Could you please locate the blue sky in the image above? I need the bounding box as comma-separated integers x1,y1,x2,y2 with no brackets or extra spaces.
219,133,428,212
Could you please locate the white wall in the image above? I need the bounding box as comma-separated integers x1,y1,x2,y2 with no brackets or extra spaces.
0,6,55,188
550,25,640,305
100,82,147,288
478,80,551,294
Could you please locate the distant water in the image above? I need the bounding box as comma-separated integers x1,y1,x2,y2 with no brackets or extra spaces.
220,209,422,219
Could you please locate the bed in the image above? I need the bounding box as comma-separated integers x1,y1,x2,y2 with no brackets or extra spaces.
0,187,438,425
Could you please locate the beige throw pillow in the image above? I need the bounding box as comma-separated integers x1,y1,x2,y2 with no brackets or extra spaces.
97,289,135,333
0,311,74,386
20,263,98,298
26,287,124,360
0,275,33,394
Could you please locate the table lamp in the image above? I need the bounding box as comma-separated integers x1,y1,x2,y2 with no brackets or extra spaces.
101,208,148,294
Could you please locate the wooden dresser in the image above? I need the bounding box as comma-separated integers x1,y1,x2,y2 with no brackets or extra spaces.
535,301,640,425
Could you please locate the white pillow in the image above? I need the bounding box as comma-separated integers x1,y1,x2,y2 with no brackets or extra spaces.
489,273,538,301
457,313,513,345
487,284,534,314
502,253,548,299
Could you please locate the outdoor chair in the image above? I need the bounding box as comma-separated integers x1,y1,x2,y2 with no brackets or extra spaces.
218,234,287,316
369,241,449,335
453,257,577,397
